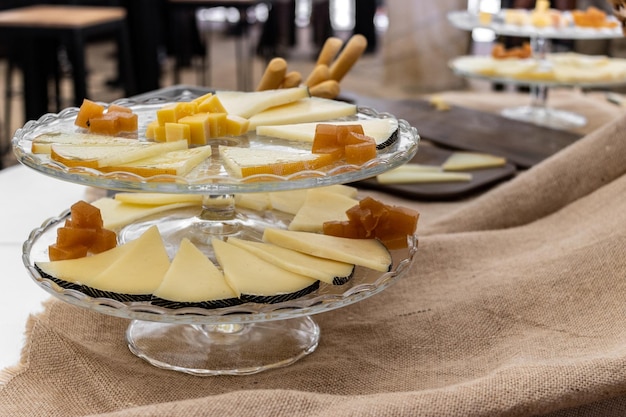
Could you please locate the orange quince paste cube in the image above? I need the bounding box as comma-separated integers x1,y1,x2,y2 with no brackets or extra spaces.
70,200,104,229
48,243,89,261
75,98,105,129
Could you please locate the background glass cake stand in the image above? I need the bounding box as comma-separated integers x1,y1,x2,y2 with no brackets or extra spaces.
14,93,420,375
448,9,624,129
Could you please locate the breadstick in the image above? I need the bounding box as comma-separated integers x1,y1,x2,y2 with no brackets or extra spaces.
281,71,302,88
316,37,343,66
256,57,287,91
309,79,340,99
329,34,368,82
305,64,330,87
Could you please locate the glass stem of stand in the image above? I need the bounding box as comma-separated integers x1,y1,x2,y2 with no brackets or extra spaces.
529,35,551,112
194,194,240,237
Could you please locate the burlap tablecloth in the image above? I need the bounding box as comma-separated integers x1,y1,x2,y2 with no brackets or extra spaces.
1,91,626,416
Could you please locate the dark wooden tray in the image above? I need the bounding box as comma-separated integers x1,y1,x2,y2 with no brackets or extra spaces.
347,94,582,169
355,144,517,201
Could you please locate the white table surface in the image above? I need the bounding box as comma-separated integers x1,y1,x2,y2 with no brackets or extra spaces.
0,164,90,370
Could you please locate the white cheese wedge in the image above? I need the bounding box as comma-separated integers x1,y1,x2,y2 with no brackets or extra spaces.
234,192,272,211
219,145,331,178
215,87,310,118
227,237,354,285
35,237,141,287
212,238,319,302
376,170,472,184
32,132,137,154
441,152,507,171
288,188,358,232
88,225,170,295
255,118,399,147
91,197,199,230
263,228,392,272
268,184,357,215
101,145,212,177
247,97,358,131
153,238,238,303
50,140,188,169
114,193,203,206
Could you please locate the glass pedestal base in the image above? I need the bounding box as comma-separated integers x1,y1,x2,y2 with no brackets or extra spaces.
126,316,320,376
501,105,586,130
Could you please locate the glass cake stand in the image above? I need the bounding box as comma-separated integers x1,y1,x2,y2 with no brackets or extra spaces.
448,10,625,129
14,92,420,376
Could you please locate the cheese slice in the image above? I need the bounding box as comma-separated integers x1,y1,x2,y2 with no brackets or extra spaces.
441,152,507,171
234,192,272,211
227,237,354,285
212,238,319,302
219,145,334,178
376,170,472,184
91,197,200,230
247,97,357,131
288,188,358,232
100,145,212,177
269,184,358,215
88,225,170,295
114,193,203,206
32,132,137,154
35,237,141,286
255,118,399,147
50,140,188,169
215,87,310,118
263,228,392,272
153,238,238,303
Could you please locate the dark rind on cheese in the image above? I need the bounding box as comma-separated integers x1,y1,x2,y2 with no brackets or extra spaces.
81,286,153,302
332,265,355,285
150,296,243,310
375,127,398,150
35,264,85,292
240,281,320,304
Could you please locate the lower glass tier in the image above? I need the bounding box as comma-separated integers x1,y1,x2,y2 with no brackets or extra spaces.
501,105,586,130
126,316,320,376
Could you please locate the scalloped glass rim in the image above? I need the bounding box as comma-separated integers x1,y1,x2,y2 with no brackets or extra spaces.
23,209,419,324
12,96,420,194
449,57,626,88
447,10,624,40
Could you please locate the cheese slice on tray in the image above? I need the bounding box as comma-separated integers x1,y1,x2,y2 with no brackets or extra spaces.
219,145,334,178
50,140,188,169
288,188,358,232
441,152,507,171
100,145,212,177
246,97,357,131
255,118,399,149
262,228,392,272
227,237,354,285
32,132,137,154
212,238,320,303
152,238,240,308
215,87,310,118
376,168,472,184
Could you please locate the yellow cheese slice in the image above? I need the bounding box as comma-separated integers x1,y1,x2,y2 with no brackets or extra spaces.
88,225,170,295
255,118,399,146
50,140,188,168
212,238,319,301
268,184,357,215
35,238,140,286
247,97,357,131
441,152,507,171
227,237,354,285
234,192,272,211
101,145,212,177
215,87,310,118
91,197,200,230
288,188,358,232
32,132,136,154
153,238,238,303
263,228,392,272
114,193,203,206
376,170,472,184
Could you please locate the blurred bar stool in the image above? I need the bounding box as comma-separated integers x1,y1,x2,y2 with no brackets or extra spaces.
0,4,136,130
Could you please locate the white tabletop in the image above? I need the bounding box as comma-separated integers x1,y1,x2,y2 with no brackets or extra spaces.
0,164,90,370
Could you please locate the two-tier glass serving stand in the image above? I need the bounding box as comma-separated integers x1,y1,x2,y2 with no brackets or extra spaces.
448,9,624,129
13,90,420,376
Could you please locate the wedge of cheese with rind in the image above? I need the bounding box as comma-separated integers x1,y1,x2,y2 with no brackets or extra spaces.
91,197,200,230
215,87,310,118
100,145,212,177
256,118,399,149
152,238,240,308
263,228,392,272
212,238,319,303
227,237,354,285
247,97,357,131
376,170,472,184
441,152,507,171
32,132,137,154
269,184,357,215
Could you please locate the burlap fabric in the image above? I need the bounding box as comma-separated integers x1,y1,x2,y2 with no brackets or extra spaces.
1,95,626,416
